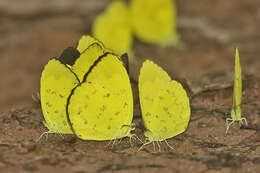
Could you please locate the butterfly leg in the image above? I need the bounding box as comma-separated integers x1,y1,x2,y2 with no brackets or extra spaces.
126,133,136,147
117,137,123,144
240,117,248,126
111,139,118,149
36,131,53,142
106,139,114,148
129,134,143,145
226,118,234,134
156,141,161,152
57,131,64,139
138,141,152,152
152,142,156,151
164,140,174,150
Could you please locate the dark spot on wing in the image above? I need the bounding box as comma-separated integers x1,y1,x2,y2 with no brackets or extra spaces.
144,96,153,102
158,96,164,100
100,105,107,112
145,112,151,116
104,93,110,98
92,90,97,95
123,102,128,108
59,46,80,66
46,89,51,93
163,107,168,112
46,102,52,107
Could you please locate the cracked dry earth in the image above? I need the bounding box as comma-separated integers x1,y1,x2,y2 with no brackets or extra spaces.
1,0,260,173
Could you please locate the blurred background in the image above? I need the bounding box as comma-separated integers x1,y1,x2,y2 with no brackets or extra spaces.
0,0,260,112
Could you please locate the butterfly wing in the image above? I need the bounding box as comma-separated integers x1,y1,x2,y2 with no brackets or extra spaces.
139,60,190,141
68,53,133,140
231,48,242,120
40,59,79,134
130,0,179,46
72,43,105,82
92,0,133,55
76,35,105,54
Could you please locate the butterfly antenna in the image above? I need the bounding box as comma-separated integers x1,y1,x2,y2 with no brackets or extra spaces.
138,141,152,152
225,118,234,134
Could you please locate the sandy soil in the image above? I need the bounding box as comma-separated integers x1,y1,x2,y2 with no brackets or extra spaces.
0,0,260,172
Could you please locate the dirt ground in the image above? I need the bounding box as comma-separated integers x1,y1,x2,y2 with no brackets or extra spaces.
0,0,260,172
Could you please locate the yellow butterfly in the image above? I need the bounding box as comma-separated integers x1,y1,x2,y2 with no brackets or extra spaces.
130,0,179,47
40,36,104,135
67,53,134,141
92,0,133,56
226,48,248,134
138,60,190,151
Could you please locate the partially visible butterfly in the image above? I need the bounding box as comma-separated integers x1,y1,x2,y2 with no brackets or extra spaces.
92,0,133,56
130,0,179,47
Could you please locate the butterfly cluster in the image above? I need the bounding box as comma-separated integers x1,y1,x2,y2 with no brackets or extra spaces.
40,35,191,150
92,0,179,57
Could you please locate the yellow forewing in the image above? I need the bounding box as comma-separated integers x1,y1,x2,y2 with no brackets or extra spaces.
72,43,105,82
